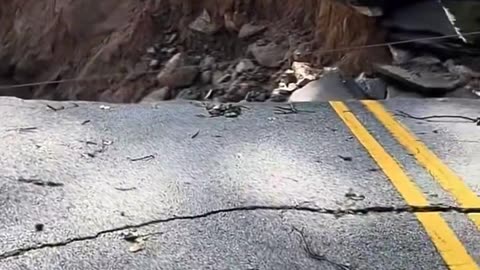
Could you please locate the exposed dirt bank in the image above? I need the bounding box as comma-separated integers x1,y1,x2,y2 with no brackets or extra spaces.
0,0,390,102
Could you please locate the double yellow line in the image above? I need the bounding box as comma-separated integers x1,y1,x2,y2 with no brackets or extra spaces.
330,101,479,270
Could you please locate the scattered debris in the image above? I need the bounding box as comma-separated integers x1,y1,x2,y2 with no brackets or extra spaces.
122,232,140,243
17,177,64,187
82,139,113,158
338,155,353,162
191,130,201,139
115,187,137,192
291,62,321,87
235,59,255,73
206,103,243,118
345,189,366,201
121,232,148,253
5,127,38,133
34,223,44,232
127,155,155,162
292,227,351,270
46,104,65,111
274,104,315,115
129,242,145,253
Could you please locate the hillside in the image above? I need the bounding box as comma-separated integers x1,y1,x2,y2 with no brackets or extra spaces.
0,0,389,102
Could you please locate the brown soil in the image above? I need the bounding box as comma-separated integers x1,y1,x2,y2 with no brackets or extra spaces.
0,0,391,103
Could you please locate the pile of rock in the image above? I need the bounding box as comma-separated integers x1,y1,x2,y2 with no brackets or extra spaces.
139,3,480,104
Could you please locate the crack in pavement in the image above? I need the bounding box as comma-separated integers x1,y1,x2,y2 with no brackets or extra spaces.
1,204,480,261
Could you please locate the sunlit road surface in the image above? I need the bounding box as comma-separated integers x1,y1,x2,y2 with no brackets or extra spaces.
0,97,479,270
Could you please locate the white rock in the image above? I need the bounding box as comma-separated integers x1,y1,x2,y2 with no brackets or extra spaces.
149,59,160,68
146,47,156,54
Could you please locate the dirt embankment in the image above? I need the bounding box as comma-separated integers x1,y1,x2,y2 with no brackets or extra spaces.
0,0,390,102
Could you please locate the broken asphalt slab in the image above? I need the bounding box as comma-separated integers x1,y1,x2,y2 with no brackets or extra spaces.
0,97,479,269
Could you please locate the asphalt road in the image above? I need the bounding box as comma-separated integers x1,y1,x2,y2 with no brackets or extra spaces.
0,97,479,269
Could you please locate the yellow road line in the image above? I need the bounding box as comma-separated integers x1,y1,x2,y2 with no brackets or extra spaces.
362,100,480,229
330,101,478,270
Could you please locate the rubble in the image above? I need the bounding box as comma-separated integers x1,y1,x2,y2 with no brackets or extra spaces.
1,0,480,103
235,59,255,74
248,42,288,68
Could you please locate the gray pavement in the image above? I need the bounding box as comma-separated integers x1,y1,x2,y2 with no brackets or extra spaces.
0,97,479,269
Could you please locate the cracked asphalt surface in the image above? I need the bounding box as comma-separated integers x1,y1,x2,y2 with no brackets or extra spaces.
0,97,479,269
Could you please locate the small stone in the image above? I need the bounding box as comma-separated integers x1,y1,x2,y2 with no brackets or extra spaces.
287,83,298,91
35,223,44,232
149,59,160,68
176,87,204,100
146,47,156,54
345,189,366,201
161,47,177,56
129,242,144,253
200,56,216,71
235,59,255,73
279,70,297,85
238,24,267,39
201,70,213,84
189,9,221,35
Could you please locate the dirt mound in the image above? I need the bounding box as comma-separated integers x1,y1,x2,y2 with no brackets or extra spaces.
0,0,391,102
